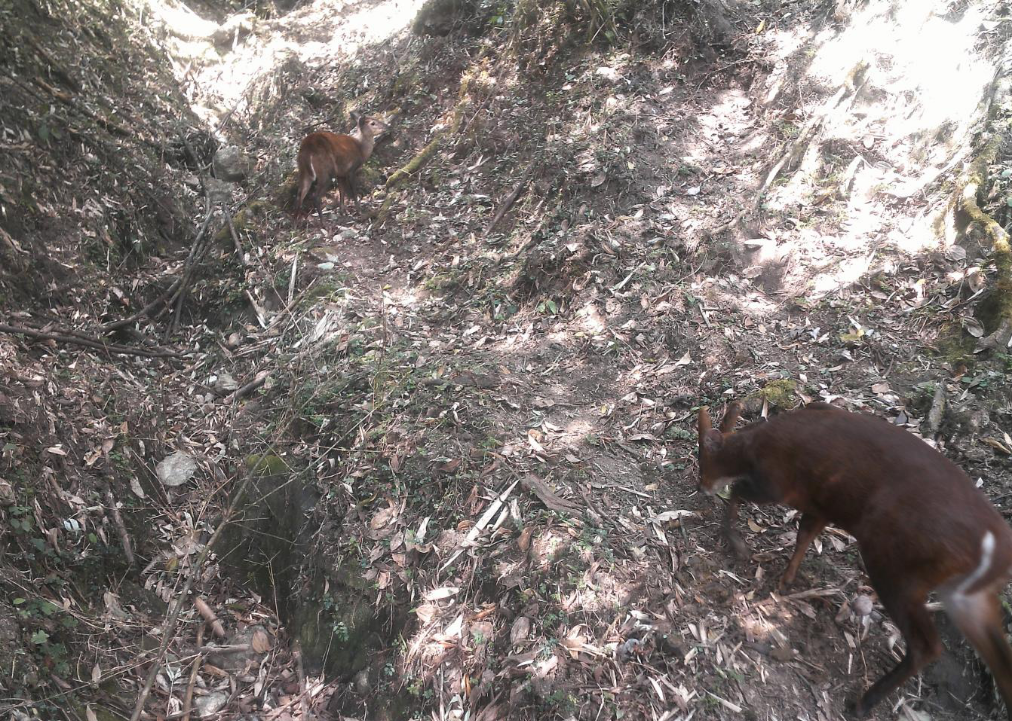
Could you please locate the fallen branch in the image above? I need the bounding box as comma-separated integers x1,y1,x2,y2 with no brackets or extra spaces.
129,468,255,721
194,597,226,638
104,207,215,333
102,277,183,332
521,474,581,514
225,213,267,327
225,212,246,267
163,208,218,336
230,370,270,400
927,383,946,435
0,323,179,358
948,74,1012,353
484,168,533,237
295,641,309,721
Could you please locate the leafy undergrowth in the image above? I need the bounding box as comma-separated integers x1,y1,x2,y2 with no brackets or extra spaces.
3,0,1012,720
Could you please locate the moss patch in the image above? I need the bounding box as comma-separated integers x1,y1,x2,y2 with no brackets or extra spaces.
752,379,797,409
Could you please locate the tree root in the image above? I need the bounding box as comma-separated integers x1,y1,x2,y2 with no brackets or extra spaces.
385,134,443,190
0,323,179,358
757,61,868,201
946,75,1012,352
373,135,444,223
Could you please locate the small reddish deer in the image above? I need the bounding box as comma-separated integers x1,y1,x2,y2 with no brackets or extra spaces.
697,401,1012,718
295,113,388,223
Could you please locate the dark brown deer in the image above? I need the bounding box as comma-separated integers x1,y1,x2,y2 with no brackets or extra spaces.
698,401,1012,718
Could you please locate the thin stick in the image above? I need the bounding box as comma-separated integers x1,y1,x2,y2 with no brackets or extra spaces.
101,277,183,332
166,214,216,334
128,469,254,721
104,488,135,566
484,168,533,237
180,624,204,721
230,370,270,400
105,207,214,333
226,213,246,267
294,641,308,721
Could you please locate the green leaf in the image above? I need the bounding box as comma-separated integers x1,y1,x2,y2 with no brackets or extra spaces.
31,630,49,645
12,598,25,605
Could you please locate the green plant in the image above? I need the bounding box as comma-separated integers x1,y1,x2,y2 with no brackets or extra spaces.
333,620,350,643
537,298,559,315
8,505,32,534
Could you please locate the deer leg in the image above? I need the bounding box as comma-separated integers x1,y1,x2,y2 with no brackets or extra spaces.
724,478,779,559
849,565,940,718
779,513,827,590
723,492,748,558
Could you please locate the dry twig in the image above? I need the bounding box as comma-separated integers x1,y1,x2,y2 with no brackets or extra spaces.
0,323,179,358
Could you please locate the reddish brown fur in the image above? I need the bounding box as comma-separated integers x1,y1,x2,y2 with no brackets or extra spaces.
294,114,387,223
698,402,1012,718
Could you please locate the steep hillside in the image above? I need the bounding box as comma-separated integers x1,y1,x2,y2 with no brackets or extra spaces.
2,0,1012,720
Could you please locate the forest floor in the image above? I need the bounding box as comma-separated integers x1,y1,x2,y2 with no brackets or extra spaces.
2,0,1012,720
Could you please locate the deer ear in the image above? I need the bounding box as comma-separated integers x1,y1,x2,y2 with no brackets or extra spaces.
350,111,361,125
698,406,712,438
720,402,742,434
703,429,723,454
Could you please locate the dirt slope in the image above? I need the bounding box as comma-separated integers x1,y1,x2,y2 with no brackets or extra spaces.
3,0,1012,720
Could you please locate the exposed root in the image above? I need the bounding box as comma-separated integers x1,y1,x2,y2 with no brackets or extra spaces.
385,134,444,191
946,75,1012,351
757,61,868,201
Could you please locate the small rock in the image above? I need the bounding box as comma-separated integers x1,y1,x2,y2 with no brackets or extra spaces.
967,408,990,433
206,625,270,671
156,452,198,487
211,11,254,49
770,645,795,662
853,594,874,617
595,66,620,82
964,446,989,463
510,616,531,646
212,145,251,181
194,691,228,718
354,668,370,695
250,628,271,653
945,245,967,262
616,637,641,662
0,479,15,505
213,372,239,395
473,669,496,699
205,177,233,206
